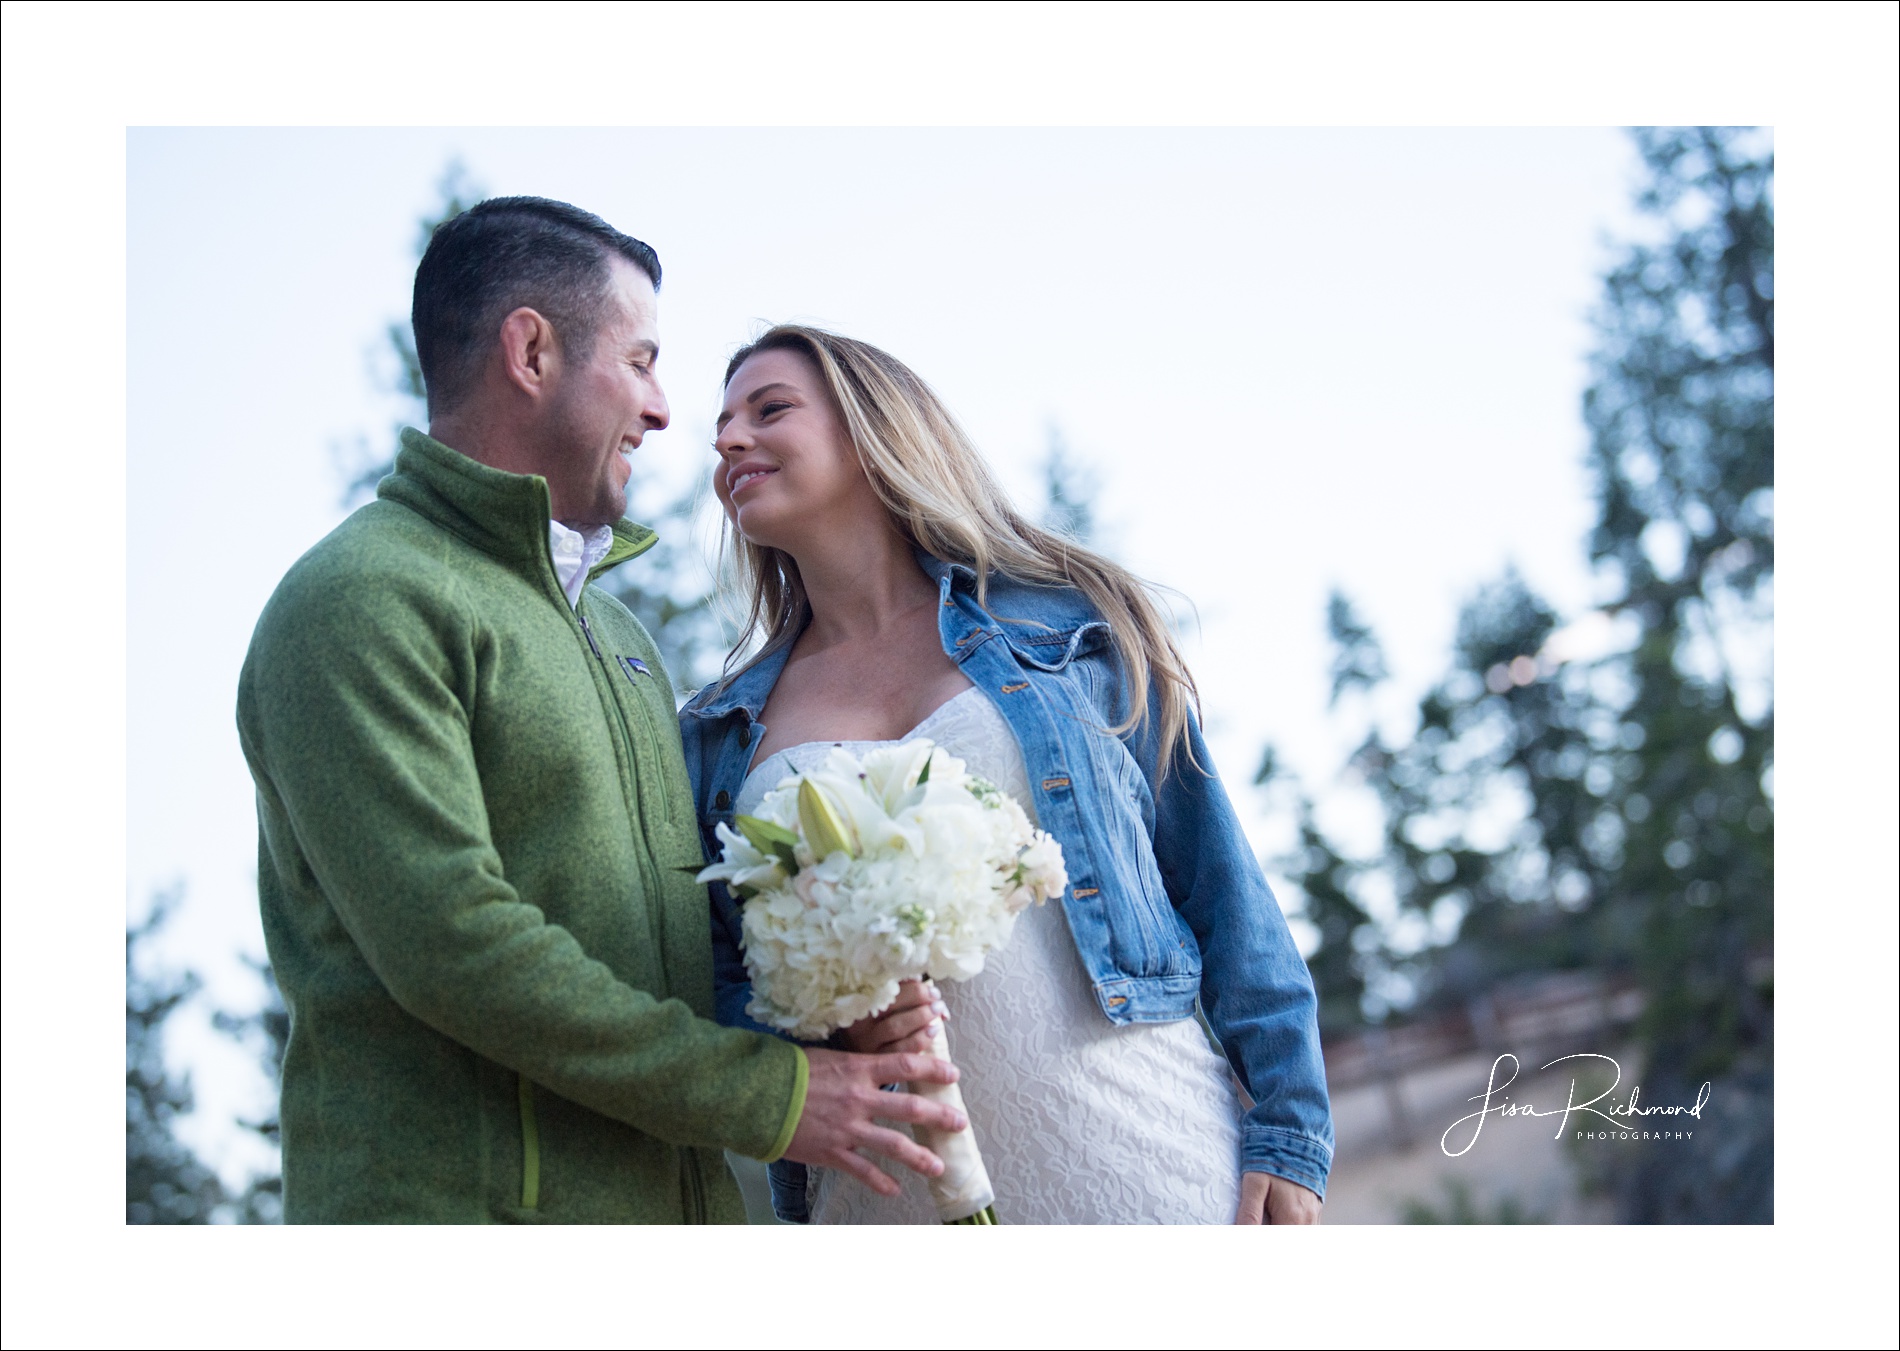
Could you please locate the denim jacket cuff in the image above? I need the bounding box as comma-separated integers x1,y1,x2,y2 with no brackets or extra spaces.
767,1158,811,1223
1239,1125,1333,1200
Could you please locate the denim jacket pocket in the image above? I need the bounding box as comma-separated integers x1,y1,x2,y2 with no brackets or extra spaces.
1078,720,1197,980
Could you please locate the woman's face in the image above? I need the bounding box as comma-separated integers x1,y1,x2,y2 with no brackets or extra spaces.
713,347,880,553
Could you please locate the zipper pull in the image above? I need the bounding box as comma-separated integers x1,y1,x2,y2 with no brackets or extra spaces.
578,614,604,659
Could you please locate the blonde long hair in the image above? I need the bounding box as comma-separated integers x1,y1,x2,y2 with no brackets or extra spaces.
715,324,1200,774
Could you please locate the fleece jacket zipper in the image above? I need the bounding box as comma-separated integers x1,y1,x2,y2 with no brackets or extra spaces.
576,609,672,988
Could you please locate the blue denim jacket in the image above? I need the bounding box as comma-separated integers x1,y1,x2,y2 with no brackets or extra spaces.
678,554,1334,1219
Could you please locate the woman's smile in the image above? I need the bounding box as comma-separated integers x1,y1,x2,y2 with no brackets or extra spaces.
728,464,778,498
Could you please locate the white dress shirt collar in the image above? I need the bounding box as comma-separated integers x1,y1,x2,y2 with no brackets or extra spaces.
548,520,616,608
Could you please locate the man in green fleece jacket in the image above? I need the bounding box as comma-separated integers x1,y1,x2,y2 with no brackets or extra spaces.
237,197,963,1223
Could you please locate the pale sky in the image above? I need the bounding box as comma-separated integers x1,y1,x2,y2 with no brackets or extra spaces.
128,126,1642,1182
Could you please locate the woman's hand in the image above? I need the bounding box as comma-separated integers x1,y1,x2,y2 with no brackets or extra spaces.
1234,1171,1322,1224
835,979,948,1055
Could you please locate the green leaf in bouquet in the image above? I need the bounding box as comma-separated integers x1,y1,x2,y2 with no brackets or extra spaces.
735,814,801,872
916,754,932,787
735,814,795,851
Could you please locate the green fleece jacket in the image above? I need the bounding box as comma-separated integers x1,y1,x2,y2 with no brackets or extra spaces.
236,429,806,1224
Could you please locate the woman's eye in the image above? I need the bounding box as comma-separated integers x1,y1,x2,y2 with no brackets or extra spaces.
760,401,791,417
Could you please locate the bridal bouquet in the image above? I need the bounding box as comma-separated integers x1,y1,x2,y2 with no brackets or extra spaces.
697,739,1067,1223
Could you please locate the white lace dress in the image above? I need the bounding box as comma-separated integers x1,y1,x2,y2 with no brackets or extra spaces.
733,687,1244,1225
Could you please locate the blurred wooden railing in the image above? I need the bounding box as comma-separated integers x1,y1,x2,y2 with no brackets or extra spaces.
1321,970,1647,1150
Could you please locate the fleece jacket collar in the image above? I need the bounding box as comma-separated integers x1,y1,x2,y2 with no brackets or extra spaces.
381,427,656,588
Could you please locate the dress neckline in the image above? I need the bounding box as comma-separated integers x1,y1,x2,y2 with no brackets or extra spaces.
744,685,983,782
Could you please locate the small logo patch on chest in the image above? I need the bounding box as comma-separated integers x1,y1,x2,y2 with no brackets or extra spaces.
619,656,651,680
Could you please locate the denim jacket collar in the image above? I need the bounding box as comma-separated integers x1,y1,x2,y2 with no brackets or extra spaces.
680,636,794,722
914,551,1106,646
682,548,1109,721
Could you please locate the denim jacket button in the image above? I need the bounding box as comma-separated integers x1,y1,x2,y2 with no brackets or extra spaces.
714,790,731,811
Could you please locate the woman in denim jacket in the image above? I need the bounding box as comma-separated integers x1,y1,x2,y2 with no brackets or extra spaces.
679,325,1333,1224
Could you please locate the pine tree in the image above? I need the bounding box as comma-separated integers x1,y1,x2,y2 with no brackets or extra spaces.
1039,428,1099,544
1569,127,1773,1222
1260,129,1773,1222
126,892,231,1224
211,961,289,1222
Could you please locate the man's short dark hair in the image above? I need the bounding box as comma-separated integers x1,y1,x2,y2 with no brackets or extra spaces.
411,196,661,416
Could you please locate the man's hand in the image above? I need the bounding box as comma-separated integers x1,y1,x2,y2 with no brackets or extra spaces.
1234,1170,1322,1224
782,1048,967,1197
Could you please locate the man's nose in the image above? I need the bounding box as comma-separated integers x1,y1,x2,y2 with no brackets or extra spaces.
644,378,671,432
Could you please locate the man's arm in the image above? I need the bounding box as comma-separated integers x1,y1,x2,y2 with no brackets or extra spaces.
240,566,805,1159
241,562,969,1176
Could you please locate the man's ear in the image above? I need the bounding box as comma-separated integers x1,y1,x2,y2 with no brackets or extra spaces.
498,307,560,399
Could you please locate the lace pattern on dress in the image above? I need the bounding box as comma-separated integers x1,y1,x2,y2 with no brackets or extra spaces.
735,687,1242,1224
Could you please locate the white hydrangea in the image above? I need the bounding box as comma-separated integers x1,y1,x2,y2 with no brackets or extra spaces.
697,740,1070,1040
